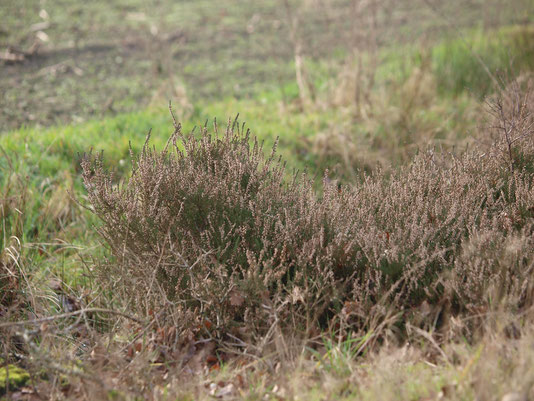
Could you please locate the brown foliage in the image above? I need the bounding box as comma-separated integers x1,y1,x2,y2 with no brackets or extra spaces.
82,80,534,343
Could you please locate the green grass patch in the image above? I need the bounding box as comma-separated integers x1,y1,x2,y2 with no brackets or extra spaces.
432,25,534,97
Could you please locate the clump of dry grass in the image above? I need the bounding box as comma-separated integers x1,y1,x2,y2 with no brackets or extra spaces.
1,155,32,336
310,56,481,178
300,22,534,178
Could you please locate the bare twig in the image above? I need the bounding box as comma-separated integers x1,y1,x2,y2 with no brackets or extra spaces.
0,307,144,329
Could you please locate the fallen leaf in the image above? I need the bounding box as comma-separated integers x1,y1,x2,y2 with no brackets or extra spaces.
209,362,220,372
206,355,218,364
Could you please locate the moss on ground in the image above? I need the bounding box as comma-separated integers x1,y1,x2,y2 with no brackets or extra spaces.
0,362,31,395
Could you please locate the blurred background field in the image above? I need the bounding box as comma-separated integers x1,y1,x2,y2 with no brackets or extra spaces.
1,1,532,123
1,0,533,172
1,0,534,399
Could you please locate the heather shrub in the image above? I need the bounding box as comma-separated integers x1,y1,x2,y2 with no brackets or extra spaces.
485,74,534,173
83,123,347,334
452,225,534,313
83,81,534,340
